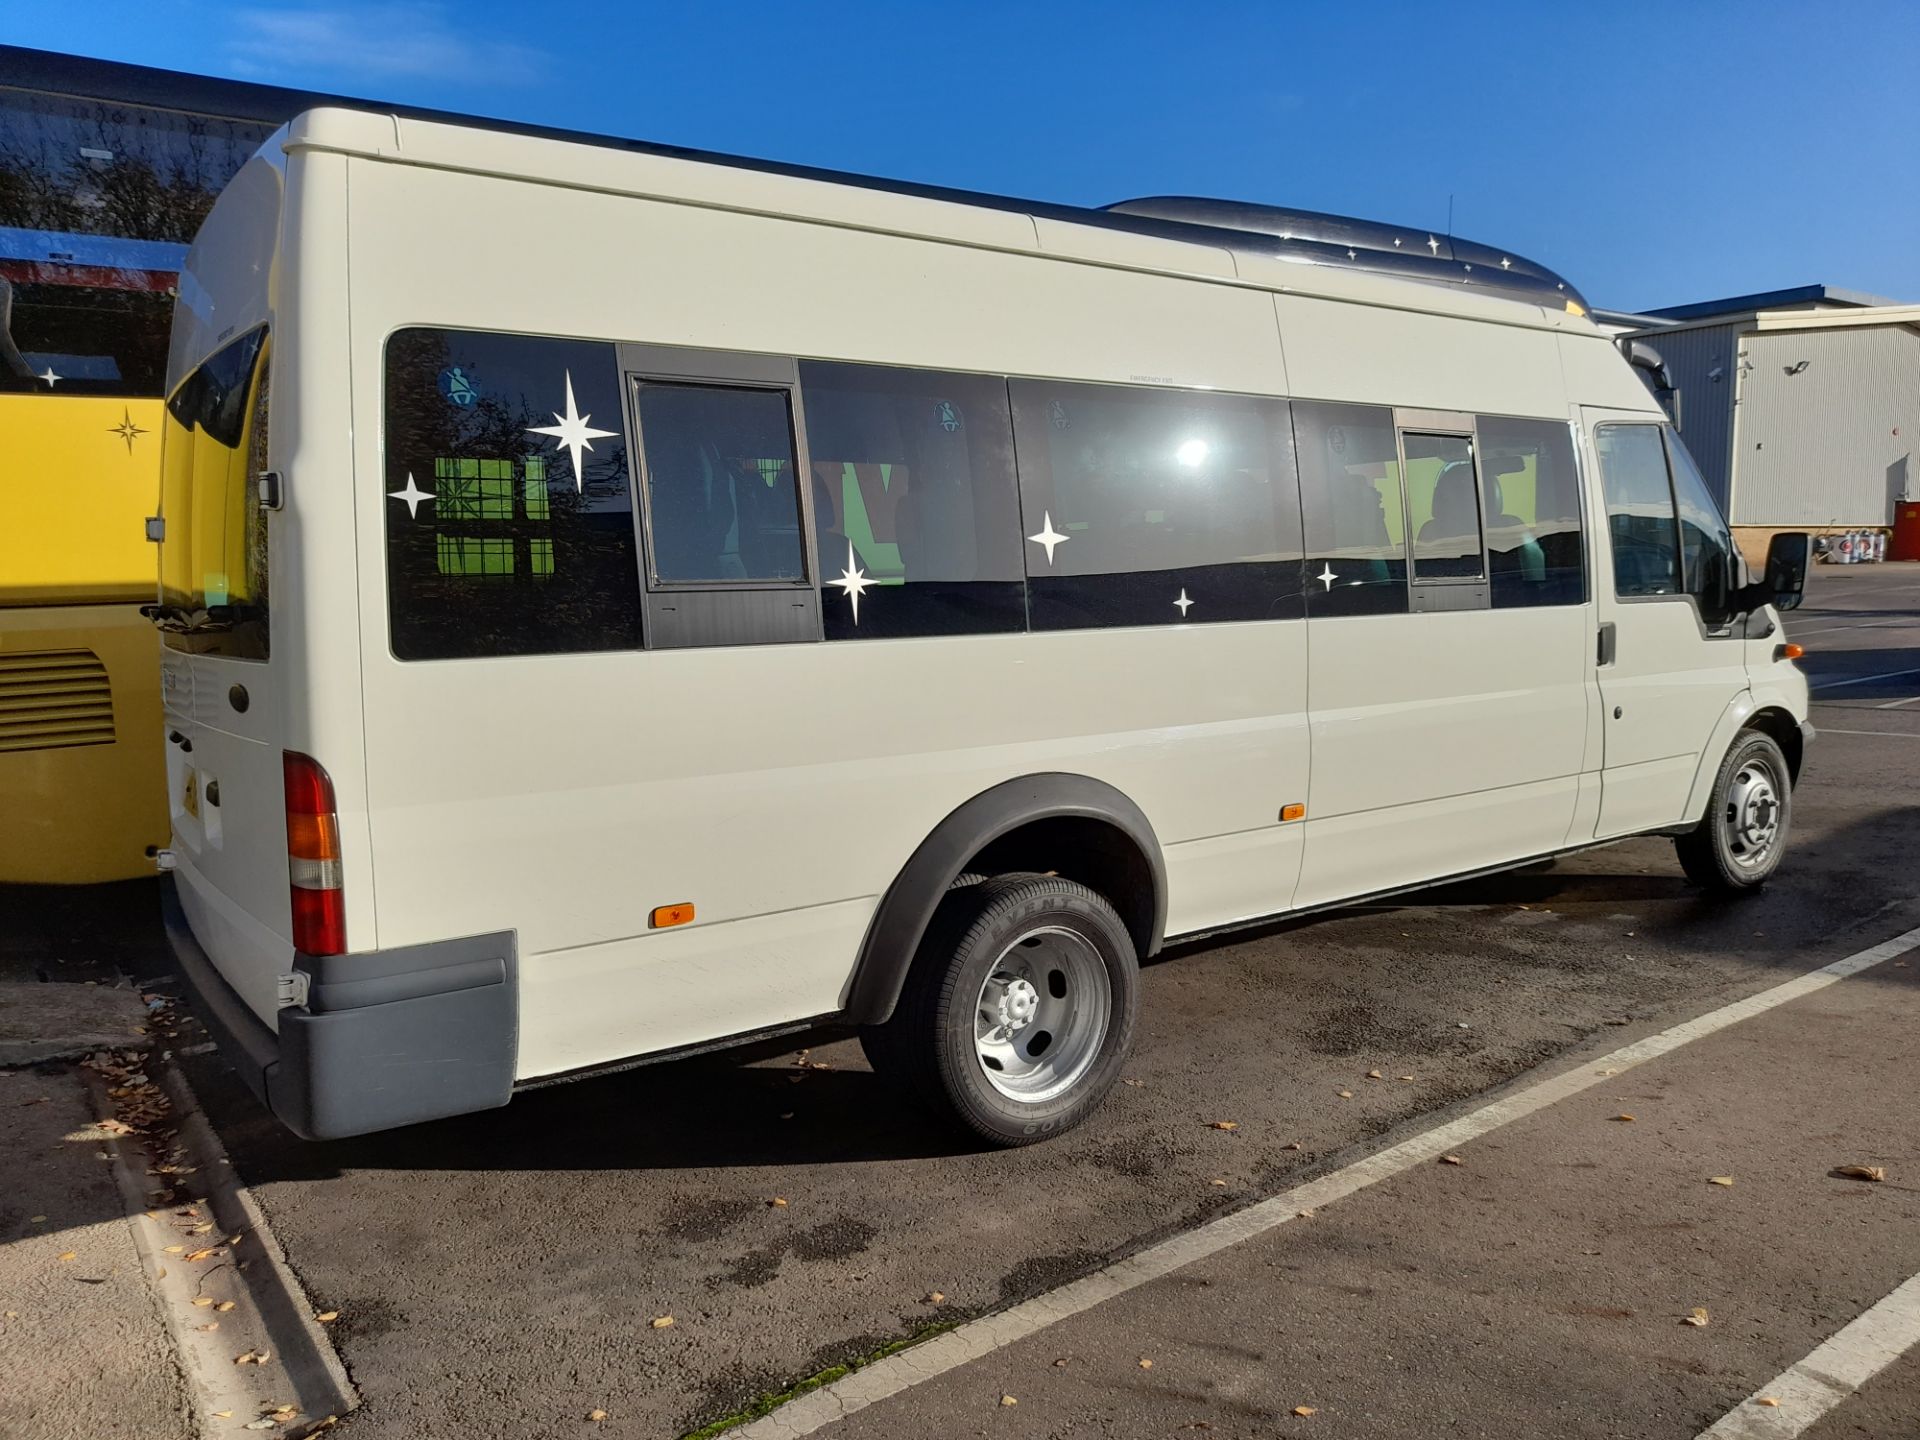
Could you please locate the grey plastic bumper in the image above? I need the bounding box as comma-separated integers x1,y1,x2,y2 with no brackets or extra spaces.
162,879,517,1139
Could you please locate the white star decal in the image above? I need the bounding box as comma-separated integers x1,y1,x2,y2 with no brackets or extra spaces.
1499,256,1512,270
37,366,60,386
388,472,432,518
829,540,877,624
526,370,617,492
1173,588,1194,617
1317,563,1338,590
1027,511,1069,565
1427,234,1440,255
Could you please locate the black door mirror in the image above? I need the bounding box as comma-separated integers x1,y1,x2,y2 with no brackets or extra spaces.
1764,531,1810,611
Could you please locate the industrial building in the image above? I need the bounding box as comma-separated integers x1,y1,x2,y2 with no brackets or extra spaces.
1622,287,1920,562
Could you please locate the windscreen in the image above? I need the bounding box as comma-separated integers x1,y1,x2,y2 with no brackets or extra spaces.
156,325,270,658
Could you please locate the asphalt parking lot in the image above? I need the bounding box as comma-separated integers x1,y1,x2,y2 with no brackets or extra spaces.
118,565,1920,1436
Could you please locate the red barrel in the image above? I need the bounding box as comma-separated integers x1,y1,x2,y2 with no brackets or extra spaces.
1893,503,1920,562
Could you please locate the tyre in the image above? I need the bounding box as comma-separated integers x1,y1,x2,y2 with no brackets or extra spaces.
860,872,1139,1147
1675,729,1792,893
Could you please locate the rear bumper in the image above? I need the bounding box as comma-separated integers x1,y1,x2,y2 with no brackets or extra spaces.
162,879,518,1139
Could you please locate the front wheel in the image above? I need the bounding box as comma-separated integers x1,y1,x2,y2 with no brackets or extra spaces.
860,873,1139,1147
1675,730,1792,892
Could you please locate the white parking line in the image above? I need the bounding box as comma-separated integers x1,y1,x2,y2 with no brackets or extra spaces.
1693,1271,1920,1439
734,925,1920,1440
1810,666,1920,692
1818,728,1920,739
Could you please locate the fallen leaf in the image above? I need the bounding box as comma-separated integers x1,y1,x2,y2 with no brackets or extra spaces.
211,1412,232,1420
1052,1358,1068,1368
1282,1141,1303,1151
1336,1090,1354,1099
1207,1120,1239,1131
1440,1155,1463,1166
1365,1069,1383,1079
1210,1178,1228,1186
98,1117,134,1135
768,1197,789,1209
1138,1357,1153,1369
29,1215,46,1223
216,1301,235,1313
57,1251,76,1262
1833,1165,1886,1183
1122,1078,1144,1088
1756,1397,1780,1407
1709,1176,1734,1187
1612,1114,1636,1123
156,1267,168,1279
1293,1406,1318,1417
314,1311,339,1323
1397,1075,1414,1082
651,1315,675,1329
926,1291,946,1304
1297,1208,1314,1219
1682,1307,1710,1328
185,1248,218,1262
587,1409,609,1422
244,1421,276,1432
162,1245,185,1254
197,1322,217,1332
192,1297,214,1308
1000,1394,1018,1407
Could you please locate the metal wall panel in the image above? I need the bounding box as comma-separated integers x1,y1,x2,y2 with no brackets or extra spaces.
1734,328,1920,525
1638,322,1744,509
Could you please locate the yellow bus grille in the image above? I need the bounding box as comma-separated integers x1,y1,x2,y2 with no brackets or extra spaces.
0,649,117,753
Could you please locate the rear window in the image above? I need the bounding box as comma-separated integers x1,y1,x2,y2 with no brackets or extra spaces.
157,325,270,659
383,328,644,660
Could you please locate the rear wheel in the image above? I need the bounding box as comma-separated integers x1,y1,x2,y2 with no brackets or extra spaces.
1675,730,1792,892
860,873,1138,1146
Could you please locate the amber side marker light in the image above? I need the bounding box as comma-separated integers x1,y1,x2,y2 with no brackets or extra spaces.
1779,643,1806,661
650,903,695,929
1280,803,1307,822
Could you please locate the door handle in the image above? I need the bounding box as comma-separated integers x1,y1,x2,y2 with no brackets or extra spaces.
1597,622,1617,667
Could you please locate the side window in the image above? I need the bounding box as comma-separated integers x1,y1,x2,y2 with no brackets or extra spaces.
1666,431,1734,604
634,384,806,585
383,328,644,661
1293,401,1407,616
1476,416,1585,608
1594,423,1680,598
1403,432,1484,580
1010,380,1302,628
799,361,1026,639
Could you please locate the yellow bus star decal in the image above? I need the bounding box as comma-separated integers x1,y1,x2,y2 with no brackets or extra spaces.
108,408,148,455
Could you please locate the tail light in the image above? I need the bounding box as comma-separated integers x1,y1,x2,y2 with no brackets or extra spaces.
283,751,345,956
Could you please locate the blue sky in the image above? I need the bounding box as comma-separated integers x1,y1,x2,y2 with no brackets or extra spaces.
9,1,1918,312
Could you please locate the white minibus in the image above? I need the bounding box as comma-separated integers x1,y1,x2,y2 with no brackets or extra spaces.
154,108,1812,1142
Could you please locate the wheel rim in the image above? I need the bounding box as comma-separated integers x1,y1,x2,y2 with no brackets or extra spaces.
1720,754,1783,872
973,925,1112,1103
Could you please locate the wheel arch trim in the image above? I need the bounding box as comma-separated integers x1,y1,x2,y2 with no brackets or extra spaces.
1680,691,1805,825
845,773,1167,1027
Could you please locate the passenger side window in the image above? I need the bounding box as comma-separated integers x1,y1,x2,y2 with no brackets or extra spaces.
1009,380,1302,628
1403,432,1484,580
1666,431,1735,606
635,384,806,585
382,328,643,661
1292,401,1407,616
799,362,1026,639
1476,416,1585,608
1594,423,1680,598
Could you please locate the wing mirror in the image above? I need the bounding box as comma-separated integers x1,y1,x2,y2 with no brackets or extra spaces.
1763,532,1810,611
